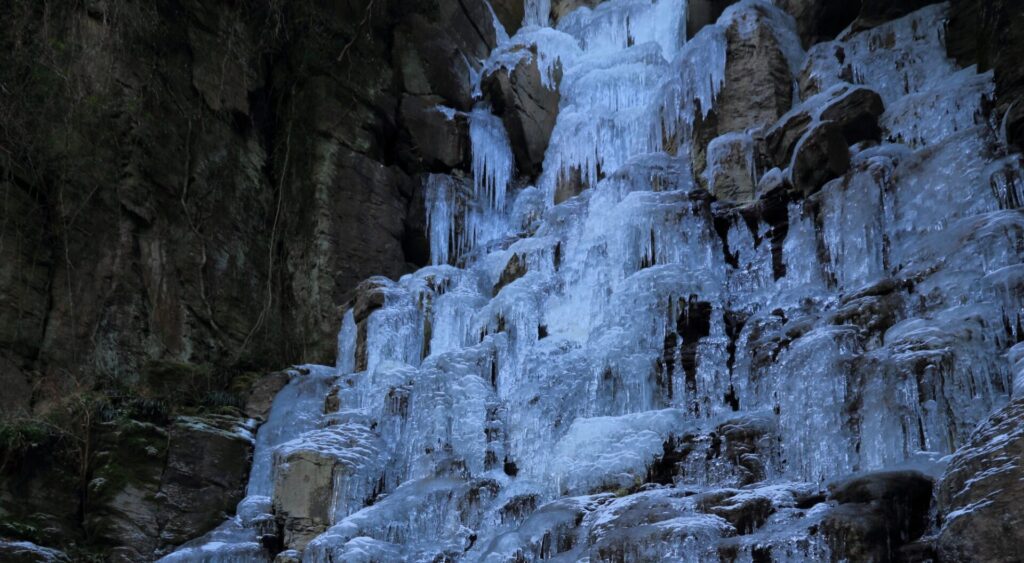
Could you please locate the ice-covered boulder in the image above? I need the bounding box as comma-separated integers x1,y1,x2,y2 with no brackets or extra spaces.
549,409,690,495
271,423,382,550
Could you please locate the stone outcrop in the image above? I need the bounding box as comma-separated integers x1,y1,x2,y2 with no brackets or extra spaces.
0,0,510,411
0,1,510,554
936,399,1024,562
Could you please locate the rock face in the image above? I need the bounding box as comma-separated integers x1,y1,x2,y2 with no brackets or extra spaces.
0,0,509,556
936,399,1024,563
0,0,508,409
6,1,1024,561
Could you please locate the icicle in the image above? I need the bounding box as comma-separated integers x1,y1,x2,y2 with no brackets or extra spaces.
425,174,458,265
524,0,551,27
469,104,515,210
337,309,357,374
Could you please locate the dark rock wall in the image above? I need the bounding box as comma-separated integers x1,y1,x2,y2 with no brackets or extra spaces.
0,0,512,558
0,0,515,407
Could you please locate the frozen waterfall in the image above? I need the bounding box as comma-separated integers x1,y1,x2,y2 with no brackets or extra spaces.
165,1,1023,561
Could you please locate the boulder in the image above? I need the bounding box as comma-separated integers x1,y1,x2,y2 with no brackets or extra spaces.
156,416,256,549
936,399,1024,562
822,470,934,562
483,53,561,180
790,120,851,195
705,133,757,202
765,85,884,169
272,424,382,551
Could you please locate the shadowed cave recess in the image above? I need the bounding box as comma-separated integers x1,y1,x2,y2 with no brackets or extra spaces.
3,0,1024,561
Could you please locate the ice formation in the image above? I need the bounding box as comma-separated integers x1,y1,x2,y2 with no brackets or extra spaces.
165,1,1023,561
